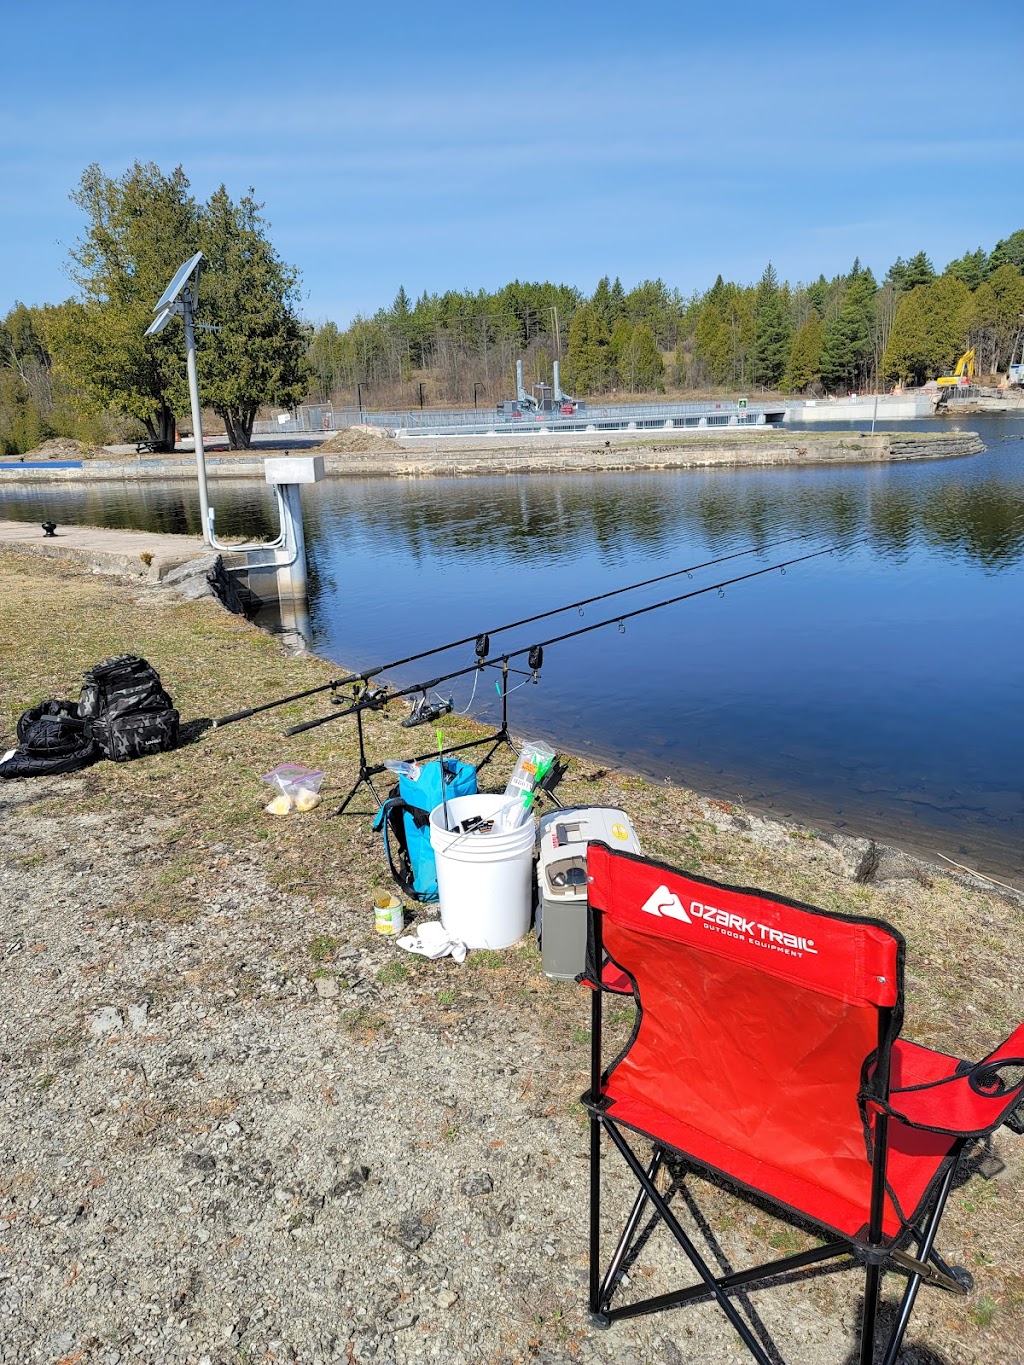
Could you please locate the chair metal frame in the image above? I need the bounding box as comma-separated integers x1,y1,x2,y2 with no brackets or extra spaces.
582,844,1022,1364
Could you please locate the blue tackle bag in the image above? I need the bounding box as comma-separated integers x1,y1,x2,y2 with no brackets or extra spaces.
372,757,477,901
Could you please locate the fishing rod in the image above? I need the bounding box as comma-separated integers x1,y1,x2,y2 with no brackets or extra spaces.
211,530,818,728
286,538,862,736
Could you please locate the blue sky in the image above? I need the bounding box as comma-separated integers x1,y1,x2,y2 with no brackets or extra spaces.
2,0,1022,325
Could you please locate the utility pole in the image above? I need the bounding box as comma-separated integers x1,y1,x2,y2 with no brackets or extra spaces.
550,305,561,358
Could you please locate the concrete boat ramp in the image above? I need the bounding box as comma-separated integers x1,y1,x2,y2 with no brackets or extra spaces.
0,519,210,581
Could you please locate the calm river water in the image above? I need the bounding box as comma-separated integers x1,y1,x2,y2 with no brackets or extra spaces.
3,417,1023,883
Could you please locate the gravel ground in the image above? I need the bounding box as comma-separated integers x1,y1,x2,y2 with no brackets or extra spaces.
3,772,1022,1365
1,550,1022,1364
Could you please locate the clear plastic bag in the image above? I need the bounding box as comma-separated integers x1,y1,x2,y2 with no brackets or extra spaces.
500,740,555,828
261,763,325,815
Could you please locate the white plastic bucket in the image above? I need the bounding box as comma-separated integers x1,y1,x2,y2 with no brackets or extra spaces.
429,794,536,949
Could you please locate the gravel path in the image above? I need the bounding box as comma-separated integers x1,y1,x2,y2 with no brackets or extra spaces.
3,768,1019,1365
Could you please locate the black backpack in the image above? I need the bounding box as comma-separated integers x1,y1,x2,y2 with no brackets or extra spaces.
0,700,101,779
79,655,179,762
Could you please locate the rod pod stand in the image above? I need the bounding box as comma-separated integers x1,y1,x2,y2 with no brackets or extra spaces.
329,660,560,817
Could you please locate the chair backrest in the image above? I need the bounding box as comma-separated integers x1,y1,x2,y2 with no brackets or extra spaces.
587,843,905,1238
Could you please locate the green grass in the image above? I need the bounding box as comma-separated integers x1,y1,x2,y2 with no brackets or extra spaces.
376,960,410,984
308,935,341,962
972,1295,998,1328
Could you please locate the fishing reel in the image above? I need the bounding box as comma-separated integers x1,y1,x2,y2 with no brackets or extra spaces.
402,694,454,728
340,680,390,711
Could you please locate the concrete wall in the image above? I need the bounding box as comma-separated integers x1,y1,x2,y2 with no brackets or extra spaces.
784,395,933,423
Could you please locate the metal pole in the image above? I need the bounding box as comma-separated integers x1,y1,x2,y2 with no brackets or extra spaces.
357,383,364,415
181,288,212,545
871,390,879,434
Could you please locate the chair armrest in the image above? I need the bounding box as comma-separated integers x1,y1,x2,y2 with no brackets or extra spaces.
879,1025,1024,1138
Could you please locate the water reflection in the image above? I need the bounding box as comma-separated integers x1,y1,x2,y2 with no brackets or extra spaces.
2,417,1022,880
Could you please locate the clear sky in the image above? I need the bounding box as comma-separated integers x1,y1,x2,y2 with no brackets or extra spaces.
2,0,1021,325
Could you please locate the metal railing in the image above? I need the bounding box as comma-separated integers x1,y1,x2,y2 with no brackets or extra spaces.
254,398,785,438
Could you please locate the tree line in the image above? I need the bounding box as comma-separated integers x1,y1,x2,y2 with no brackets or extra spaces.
2,157,1023,457
304,233,1024,410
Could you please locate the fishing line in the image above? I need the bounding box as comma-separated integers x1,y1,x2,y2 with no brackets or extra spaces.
211,529,818,728
285,538,862,736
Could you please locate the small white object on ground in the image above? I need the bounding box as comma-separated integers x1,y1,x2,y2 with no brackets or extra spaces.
88,1006,123,1039
396,920,467,963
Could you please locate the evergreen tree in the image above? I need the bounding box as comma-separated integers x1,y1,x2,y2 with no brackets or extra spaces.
881,275,971,385
563,303,610,394
784,315,824,392
753,263,791,389
52,162,308,450
902,251,936,289
623,278,683,348
944,248,989,290
819,263,877,392
608,318,634,384
591,276,626,332
988,265,1024,368
989,230,1024,273
885,257,909,291
805,275,830,317
196,187,308,448
880,290,930,385
618,323,665,393
53,161,197,450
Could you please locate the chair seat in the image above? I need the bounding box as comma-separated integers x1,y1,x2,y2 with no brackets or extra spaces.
593,1084,959,1243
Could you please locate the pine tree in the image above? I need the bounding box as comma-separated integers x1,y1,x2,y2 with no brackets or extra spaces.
989,230,1024,273
819,264,878,392
903,251,936,290
944,249,989,291
753,263,791,389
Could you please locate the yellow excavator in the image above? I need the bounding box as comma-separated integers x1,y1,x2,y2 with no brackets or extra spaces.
936,349,975,387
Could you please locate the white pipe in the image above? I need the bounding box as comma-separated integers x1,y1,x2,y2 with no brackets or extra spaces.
207,483,292,559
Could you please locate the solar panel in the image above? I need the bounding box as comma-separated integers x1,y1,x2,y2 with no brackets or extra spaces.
153,250,204,312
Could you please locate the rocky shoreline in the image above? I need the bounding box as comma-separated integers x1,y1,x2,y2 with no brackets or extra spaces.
0,429,986,483
1,547,1022,1364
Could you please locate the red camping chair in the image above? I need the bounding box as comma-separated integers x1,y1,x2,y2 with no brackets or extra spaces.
581,843,1024,1364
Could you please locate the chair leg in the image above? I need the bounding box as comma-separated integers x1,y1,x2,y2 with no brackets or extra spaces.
589,1112,603,1319
603,1119,775,1365
598,1146,665,1311
859,1261,883,1365
879,1159,960,1365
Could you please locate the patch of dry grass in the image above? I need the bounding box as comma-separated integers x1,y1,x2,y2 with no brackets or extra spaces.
2,546,1023,1358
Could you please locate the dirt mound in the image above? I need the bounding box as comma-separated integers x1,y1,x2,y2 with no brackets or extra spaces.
319,424,400,454
23,436,109,461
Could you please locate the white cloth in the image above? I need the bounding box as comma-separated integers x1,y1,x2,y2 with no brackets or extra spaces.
396,919,467,963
